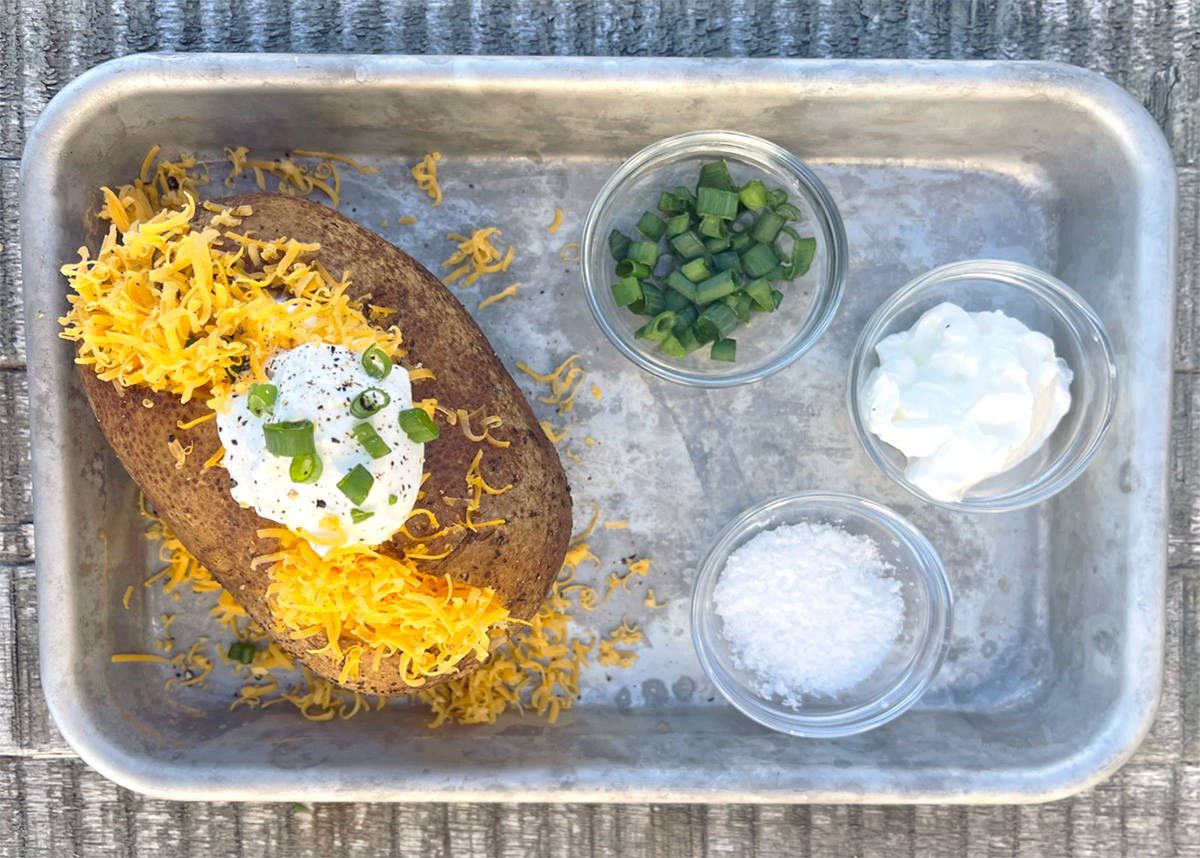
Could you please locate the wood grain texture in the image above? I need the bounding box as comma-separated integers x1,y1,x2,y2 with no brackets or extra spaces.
3,0,1200,855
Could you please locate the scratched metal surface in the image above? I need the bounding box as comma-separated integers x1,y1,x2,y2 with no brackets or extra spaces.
2,0,1199,855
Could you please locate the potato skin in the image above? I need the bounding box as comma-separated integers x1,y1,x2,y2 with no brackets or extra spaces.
77,193,572,695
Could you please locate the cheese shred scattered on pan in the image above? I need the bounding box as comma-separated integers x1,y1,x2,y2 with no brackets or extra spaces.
411,152,444,206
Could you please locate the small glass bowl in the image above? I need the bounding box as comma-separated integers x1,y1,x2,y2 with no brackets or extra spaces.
581,131,847,387
847,259,1118,513
690,493,952,738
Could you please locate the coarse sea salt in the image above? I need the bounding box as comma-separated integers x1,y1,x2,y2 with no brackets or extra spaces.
713,521,905,707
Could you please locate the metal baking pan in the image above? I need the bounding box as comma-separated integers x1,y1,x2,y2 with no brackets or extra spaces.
20,54,1175,803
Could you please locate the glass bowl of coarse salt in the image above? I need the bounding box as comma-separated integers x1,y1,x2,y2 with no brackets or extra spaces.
690,492,953,737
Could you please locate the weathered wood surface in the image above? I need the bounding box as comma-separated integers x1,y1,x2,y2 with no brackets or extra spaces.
2,0,1199,855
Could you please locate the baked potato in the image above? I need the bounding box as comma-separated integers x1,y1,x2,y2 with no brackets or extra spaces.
75,193,572,695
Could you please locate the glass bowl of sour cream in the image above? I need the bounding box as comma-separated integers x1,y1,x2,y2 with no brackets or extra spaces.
847,259,1118,513
691,492,953,737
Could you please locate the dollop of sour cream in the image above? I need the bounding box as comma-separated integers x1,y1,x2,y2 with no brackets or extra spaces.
863,302,1073,503
217,343,423,552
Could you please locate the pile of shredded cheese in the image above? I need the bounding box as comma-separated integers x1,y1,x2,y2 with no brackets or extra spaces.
441,227,515,287
128,504,638,726
259,527,509,686
59,193,403,408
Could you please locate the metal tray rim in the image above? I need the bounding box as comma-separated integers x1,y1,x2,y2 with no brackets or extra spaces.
20,53,1176,804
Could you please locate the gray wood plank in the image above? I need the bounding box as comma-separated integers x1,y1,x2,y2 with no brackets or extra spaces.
0,369,32,527
1170,370,1200,571
0,163,24,368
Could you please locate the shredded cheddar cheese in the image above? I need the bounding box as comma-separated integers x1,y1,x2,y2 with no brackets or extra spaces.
223,146,372,208
644,589,666,610
547,208,564,234
442,227,515,287
411,152,444,206
176,412,216,430
167,437,193,471
122,586,134,609
478,283,520,310
261,528,510,685
539,420,570,444
558,241,580,263
59,192,404,409
397,216,418,225
515,354,584,415
604,520,629,530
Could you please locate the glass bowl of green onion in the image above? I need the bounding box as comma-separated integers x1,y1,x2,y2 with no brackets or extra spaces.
581,130,847,386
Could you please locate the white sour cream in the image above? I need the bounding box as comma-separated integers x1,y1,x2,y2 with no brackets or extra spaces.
217,343,423,552
863,302,1073,503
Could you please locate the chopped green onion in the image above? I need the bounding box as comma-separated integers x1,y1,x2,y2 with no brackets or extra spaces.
659,335,687,358
665,213,691,236
614,259,652,280
640,283,666,316
691,320,716,345
611,276,643,308
744,277,775,311
697,160,735,191
626,240,659,267
608,229,631,261
637,211,667,241
696,269,738,304
657,191,686,215
398,407,440,443
675,324,703,353
698,214,725,239
635,311,676,342
696,303,739,342
336,464,374,506
779,229,817,278
349,387,390,419
673,186,697,208
352,422,392,459
751,210,785,244
611,161,817,366
670,230,706,259
712,250,741,274
696,187,740,220
773,202,804,221
350,508,374,524
361,345,393,380
741,242,779,278
247,383,278,418
263,420,315,457
704,235,731,253
729,292,753,323
665,270,699,303
663,287,692,312
388,494,398,505
289,453,322,484
681,257,712,283
739,179,769,211
228,642,255,664
671,304,699,334
711,338,737,362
